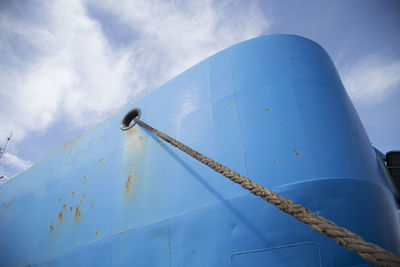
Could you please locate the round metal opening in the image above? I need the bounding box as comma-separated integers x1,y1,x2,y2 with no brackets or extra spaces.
120,108,141,131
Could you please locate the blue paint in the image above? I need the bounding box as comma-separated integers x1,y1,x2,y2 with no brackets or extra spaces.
1,35,399,266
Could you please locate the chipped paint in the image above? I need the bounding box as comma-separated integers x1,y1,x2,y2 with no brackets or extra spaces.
227,103,233,108
98,159,104,167
293,149,302,158
264,108,270,112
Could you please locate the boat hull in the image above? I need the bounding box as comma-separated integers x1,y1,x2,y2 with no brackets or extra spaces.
1,35,399,266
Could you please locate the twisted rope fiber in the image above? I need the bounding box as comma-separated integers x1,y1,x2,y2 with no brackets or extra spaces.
134,118,400,267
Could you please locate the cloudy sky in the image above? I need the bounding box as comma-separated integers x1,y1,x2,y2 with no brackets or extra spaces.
0,0,399,182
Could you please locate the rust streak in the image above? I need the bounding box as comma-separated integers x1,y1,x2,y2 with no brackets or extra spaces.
70,207,73,213
63,204,66,210
50,222,55,232
96,231,99,237
72,191,74,197
58,211,63,222
125,175,134,195
75,206,81,221
125,164,136,197
1,200,13,219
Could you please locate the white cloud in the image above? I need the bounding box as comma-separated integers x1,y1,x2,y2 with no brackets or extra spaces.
0,0,132,143
0,152,32,182
0,0,270,178
92,0,269,81
342,55,400,103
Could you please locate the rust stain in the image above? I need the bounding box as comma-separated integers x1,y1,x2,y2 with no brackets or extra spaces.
125,164,136,197
98,158,104,167
1,200,13,219
227,103,233,109
96,231,99,237
95,177,105,184
273,154,278,164
50,222,55,232
125,127,145,152
70,207,73,213
63,133,84,150
82,176,88,185
293,149,302,158
157,139,162,145
264,108,270,112
72,191,74,197
74,206,82,221
58,211,63,222
125,175,134,195
63,204,67,210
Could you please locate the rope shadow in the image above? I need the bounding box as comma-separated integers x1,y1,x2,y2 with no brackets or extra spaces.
147,133,272,247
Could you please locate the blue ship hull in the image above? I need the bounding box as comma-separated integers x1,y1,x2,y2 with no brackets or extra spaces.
1,35,399,266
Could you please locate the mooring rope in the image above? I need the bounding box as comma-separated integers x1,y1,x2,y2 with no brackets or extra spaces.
134,118,400,267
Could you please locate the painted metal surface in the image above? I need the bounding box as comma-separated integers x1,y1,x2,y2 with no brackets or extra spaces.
1,35,399,266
